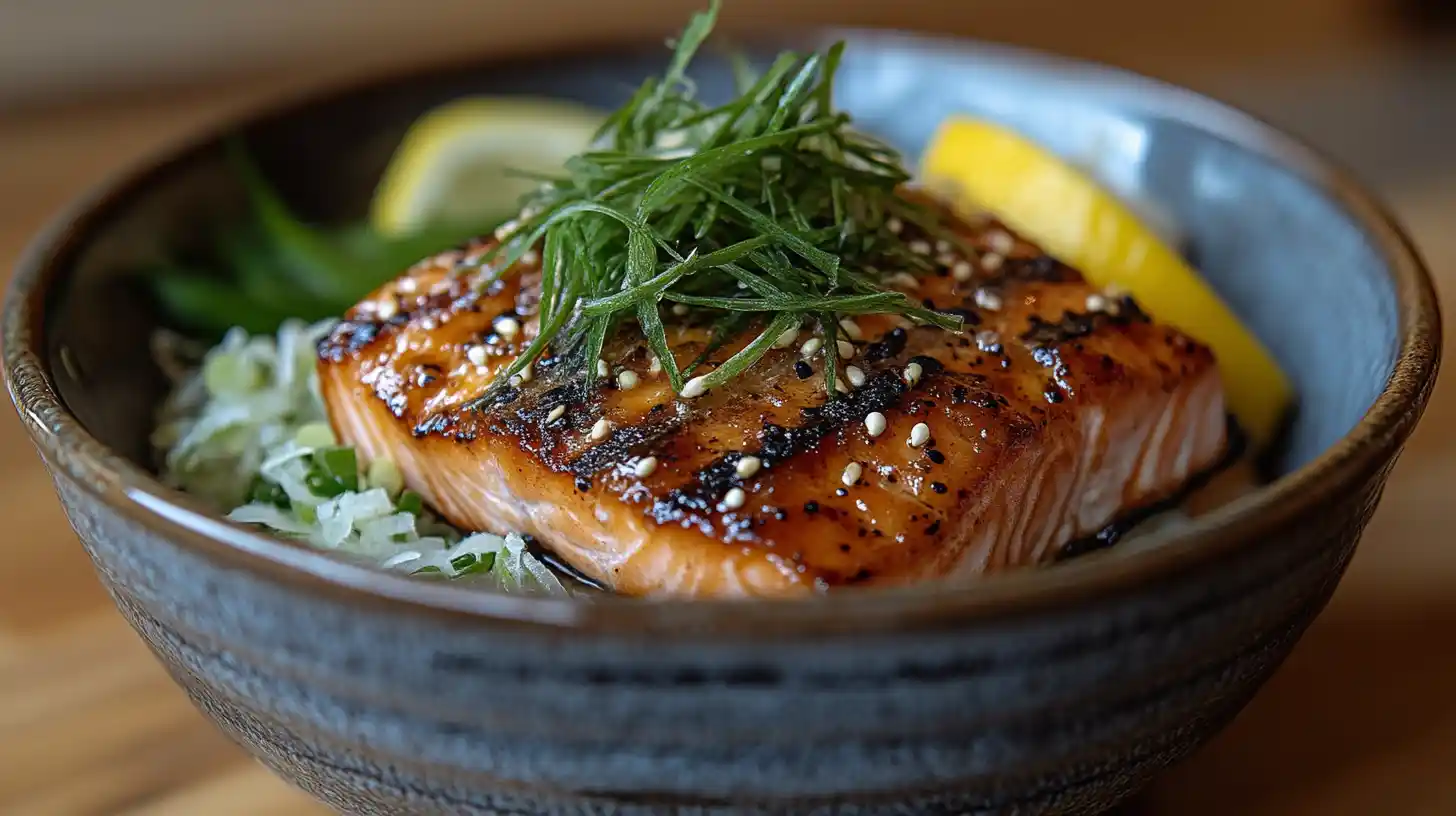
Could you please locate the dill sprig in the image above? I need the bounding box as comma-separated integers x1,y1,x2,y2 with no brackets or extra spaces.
474,0,964,398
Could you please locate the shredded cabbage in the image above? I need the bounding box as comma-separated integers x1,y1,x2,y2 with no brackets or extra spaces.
152,319,566,594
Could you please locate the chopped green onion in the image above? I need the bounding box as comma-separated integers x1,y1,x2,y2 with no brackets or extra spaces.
202,351,263,398
294,422,337,448
366,457,405,496
396,491,424,516
317,447,359,488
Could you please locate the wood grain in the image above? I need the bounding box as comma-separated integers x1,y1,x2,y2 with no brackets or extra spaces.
1,28,1454,816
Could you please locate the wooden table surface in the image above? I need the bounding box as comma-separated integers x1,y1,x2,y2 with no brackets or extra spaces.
2,50,1455,816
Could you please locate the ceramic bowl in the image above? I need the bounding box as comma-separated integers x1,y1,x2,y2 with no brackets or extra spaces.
3,31,1441,815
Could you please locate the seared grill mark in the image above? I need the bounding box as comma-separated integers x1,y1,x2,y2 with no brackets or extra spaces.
569,402,689,479
650,370,911,531
1020,299,1151,348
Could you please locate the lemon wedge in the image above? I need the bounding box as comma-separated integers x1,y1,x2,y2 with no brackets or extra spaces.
370,97,604,237
921,117,1291,448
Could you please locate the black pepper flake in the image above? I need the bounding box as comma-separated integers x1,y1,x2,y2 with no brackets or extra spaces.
931,481,948,494
924,519,942,535
794,360,813,379
951,386,969,405
926,449,946,465
803,501,820,514
574,475,592,492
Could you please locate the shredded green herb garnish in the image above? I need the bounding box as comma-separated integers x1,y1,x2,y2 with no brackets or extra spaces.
472,0,964,398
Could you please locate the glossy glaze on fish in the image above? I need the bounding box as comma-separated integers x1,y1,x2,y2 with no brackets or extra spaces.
317,211,1228,597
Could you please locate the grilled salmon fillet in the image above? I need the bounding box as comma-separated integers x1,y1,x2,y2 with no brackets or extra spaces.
317,210,1228,597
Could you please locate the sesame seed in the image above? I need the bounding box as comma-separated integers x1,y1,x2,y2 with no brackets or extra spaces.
397,277,418,293
909,239,932,256
885,272,921,289
837,340,855,359
988,230,1015,255
842,461,863,486
845,365,866,387
936,253,957,267
981,253,1004,272
908,422,931,447
648,356,663,375
546,405,565,423
634,457,658,478
722,487,746,510
865,412,887,437
494,316,520,339
887,217,903,234
376,299,399,320
617,370,639,390
974,288,1004,311
800,337,823,358
511,361,533,385
935,239,952,254
834,377,849,394
591,418,611,440
1085,293,1108,313
466,345,488,366
736,456,762,478
596,359,609,378
671,303,690,316
903,361,923,387
838,318,863,340
952,261,974,282
493,219,520,241
520,249,541,266
681,376,709,399
774,325,800,348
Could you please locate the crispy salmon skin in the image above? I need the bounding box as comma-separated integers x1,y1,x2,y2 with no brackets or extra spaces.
317,210,1228,597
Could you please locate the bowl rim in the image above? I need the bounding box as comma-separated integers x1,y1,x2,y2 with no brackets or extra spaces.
4,30,1442,638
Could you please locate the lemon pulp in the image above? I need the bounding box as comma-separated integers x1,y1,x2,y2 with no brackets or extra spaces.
921,117,1291,448
370,97,604,237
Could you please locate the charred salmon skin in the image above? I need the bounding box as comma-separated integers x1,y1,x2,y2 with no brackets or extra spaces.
318,214,1229,597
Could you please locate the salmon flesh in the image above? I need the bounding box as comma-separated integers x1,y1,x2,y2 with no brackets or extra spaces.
318,213,1228,597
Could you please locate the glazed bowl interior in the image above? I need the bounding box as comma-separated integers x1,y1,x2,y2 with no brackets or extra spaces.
10,32,1437,629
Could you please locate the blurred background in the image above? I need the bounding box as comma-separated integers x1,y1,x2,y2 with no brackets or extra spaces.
1,0,1454,813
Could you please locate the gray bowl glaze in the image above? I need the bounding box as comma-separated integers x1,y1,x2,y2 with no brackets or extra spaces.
3,32,1441,815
